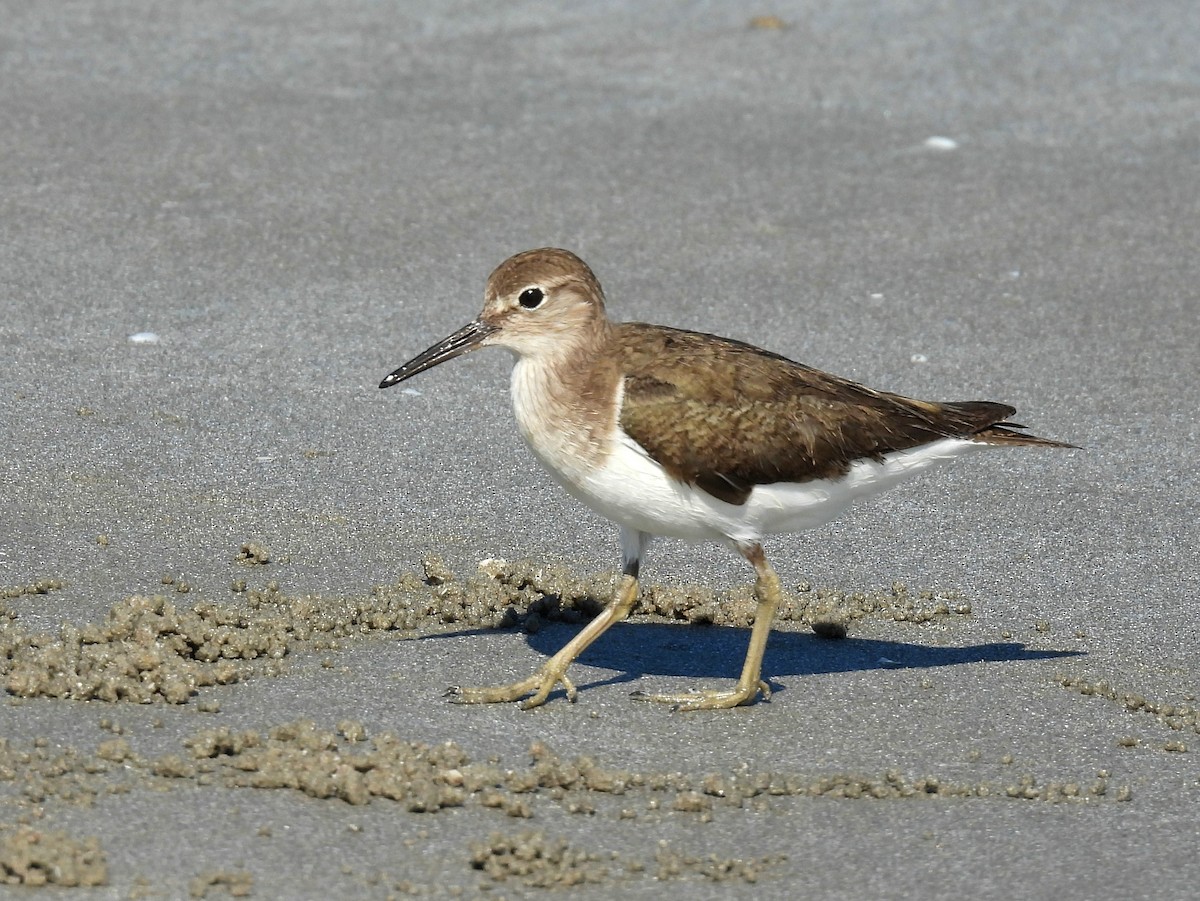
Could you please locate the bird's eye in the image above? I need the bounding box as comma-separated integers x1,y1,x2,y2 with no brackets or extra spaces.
518,287,545,309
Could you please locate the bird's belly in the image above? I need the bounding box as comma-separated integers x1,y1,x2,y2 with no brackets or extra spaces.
553,432,728,542
530,429,982,546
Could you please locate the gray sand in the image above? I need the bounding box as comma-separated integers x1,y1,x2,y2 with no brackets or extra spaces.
2,2,1199,898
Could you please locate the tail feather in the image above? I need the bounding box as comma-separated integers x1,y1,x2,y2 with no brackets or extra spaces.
972,423,1079,449
934,399,1077,449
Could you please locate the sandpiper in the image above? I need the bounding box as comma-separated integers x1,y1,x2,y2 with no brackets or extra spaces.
380,248,1073,710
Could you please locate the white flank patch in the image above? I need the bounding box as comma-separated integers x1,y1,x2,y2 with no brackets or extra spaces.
559,431,982,548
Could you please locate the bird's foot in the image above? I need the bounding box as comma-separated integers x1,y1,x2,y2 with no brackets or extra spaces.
630,679,771,711
447,665,577,710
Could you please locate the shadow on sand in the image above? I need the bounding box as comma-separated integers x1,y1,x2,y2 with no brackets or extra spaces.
422,621,1082,698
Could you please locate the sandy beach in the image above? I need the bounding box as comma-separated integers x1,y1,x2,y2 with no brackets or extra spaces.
2,3,1199,897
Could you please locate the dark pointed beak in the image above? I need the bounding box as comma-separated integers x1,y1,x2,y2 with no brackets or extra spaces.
379,319,497,389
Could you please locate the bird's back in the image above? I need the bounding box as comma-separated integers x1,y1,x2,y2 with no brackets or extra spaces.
612,323,1069,505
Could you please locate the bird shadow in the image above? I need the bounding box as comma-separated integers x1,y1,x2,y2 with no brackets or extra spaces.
419,621,1083,697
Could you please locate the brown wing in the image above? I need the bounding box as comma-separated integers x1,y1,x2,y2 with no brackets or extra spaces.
614,323,1053,505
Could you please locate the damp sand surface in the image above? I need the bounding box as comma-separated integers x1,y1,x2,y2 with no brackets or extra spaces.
0,558,1185,897
5,1,1200,897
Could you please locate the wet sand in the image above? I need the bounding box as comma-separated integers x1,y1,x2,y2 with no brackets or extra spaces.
3,2,1199,898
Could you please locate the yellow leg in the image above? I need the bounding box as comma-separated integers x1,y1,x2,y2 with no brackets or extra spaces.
448,571,641,709
632,543,780,711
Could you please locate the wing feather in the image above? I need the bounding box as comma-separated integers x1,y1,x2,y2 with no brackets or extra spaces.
614,324,1026,505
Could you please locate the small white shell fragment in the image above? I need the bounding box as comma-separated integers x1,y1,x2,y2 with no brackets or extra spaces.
477,558,509,578
128,331,160,344
911,353,929,364
923,135,959,151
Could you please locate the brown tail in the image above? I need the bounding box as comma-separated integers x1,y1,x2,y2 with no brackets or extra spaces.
934,400,1077,449
972,423,1079,449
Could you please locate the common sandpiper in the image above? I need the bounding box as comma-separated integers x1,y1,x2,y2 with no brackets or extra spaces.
380,248,1073,711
